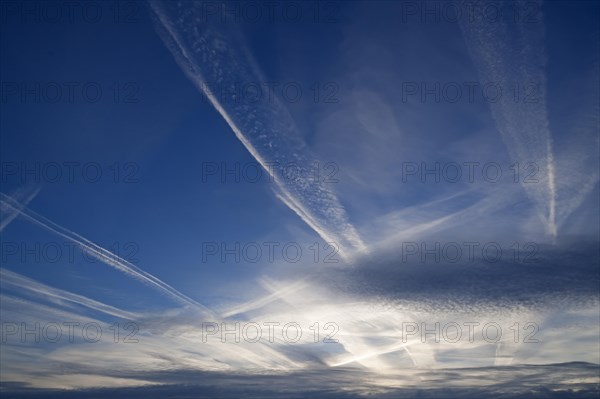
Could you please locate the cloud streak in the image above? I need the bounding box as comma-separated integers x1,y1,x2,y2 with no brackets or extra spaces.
148,0,366,259
0,185,40,232
0,192,212,313
458,0,598,237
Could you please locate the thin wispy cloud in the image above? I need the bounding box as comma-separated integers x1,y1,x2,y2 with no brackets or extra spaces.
0,193,211,313
458,0,598,237
0,268,139,320
1,0,598,397
0,185,40,232
148,0,367,260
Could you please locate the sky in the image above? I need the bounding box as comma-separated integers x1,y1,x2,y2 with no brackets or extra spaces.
0,0,599,397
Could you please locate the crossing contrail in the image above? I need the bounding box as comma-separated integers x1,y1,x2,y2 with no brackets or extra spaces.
0,192,213,314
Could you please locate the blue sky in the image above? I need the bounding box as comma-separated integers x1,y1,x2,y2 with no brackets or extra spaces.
1,0,599,397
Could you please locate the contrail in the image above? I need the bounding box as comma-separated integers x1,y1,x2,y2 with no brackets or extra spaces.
0,185,40,232
0,193,213,314
149,0,367,259
0,268,140,320
330,342,416,368
220,278,308,318
458,0,558,237
546,139,557,237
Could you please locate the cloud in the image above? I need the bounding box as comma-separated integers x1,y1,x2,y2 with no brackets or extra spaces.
458,0,599,237
0,185,40,232
148,0,366,259
0,192,212,313
2,363,599,398
0,268,139,320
